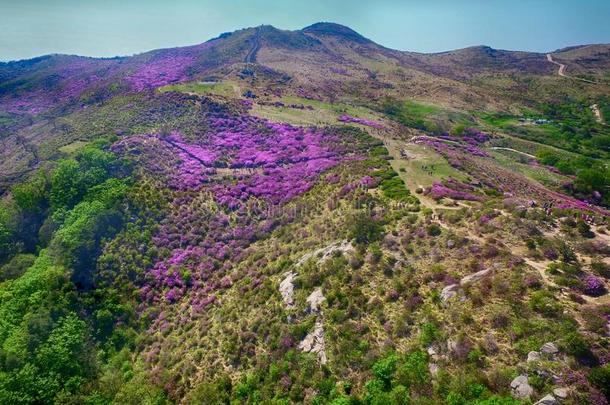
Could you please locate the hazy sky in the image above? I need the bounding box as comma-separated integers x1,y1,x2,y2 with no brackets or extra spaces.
1,0,609,61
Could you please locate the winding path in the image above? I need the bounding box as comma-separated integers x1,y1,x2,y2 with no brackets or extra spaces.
546,53,600,84
245,26,261,64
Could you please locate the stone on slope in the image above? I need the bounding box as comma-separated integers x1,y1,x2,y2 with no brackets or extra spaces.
527,351,541,362
441,284,460,302
460,268,492,286
510,375,533,399
535,394,558,405
552,388,568,401
540,342,559,355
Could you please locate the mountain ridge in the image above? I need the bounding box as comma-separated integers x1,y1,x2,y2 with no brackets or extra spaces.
2,22,608,64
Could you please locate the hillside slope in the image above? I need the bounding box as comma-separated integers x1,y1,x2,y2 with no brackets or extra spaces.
0,23,609,405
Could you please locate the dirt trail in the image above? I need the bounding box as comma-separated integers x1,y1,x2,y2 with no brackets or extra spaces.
546,53,567,77
245,26,261,64
546,53,600,84
489,147,536,159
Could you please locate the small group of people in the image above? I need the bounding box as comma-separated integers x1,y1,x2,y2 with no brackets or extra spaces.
421,164,435,176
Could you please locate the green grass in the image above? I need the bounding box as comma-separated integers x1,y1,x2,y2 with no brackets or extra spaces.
59,141,89,154
478,112,520,128
489,150,571,189
402,100,441,118
252,96,383,126
385,141,469,192
159,81,238,97
378,98,466,133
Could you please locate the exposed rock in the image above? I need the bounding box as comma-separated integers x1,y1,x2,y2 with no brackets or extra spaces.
535,394,558,405
279,272,296,309
297,240,354,267
527,351,541,362
441,284,460,302
429,363,439,377
447,338,462,355
298,319,327,364
460,268,492,286
540,342,559,355
553,388,568,400
306,288,325,313
510,375,533,399
446,239,455,248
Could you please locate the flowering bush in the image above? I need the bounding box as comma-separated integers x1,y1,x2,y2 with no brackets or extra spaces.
583,275,607,297
425,179,484,201
112,107,378,310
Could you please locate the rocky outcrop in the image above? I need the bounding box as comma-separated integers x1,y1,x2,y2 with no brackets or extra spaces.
306,288,325,313
279,271,297,309
298,319,327,364
460,268,492,286
296,240,354,267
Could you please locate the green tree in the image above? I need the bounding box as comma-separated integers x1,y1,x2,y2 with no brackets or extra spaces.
11,170,49,213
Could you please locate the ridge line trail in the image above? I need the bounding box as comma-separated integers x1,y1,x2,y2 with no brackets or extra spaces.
245,26,261,64
489,147,536,159
546,53,567,77
546,53,601,84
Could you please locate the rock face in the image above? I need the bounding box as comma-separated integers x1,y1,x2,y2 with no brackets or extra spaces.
535,394,558,405
279,271,296,309
306,288,325,313
460,268,492,286
510,375,533,399
298,319,327,364
441,284,460,302
527,351,541,362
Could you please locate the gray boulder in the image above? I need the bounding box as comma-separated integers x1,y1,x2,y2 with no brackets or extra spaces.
553,388,568,400
527,351,541,362
460,268,491,286
535,394,558,405
441,284,460,302
510,375,533,399
540,342,559,355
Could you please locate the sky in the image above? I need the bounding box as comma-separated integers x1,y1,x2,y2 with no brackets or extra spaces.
1,0,609,62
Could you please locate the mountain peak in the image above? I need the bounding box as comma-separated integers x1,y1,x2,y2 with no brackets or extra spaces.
302,22,370,43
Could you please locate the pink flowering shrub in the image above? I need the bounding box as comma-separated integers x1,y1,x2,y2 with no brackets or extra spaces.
113,109,376,312
125,55,196,91
425,178,484,201
583,275,607,297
